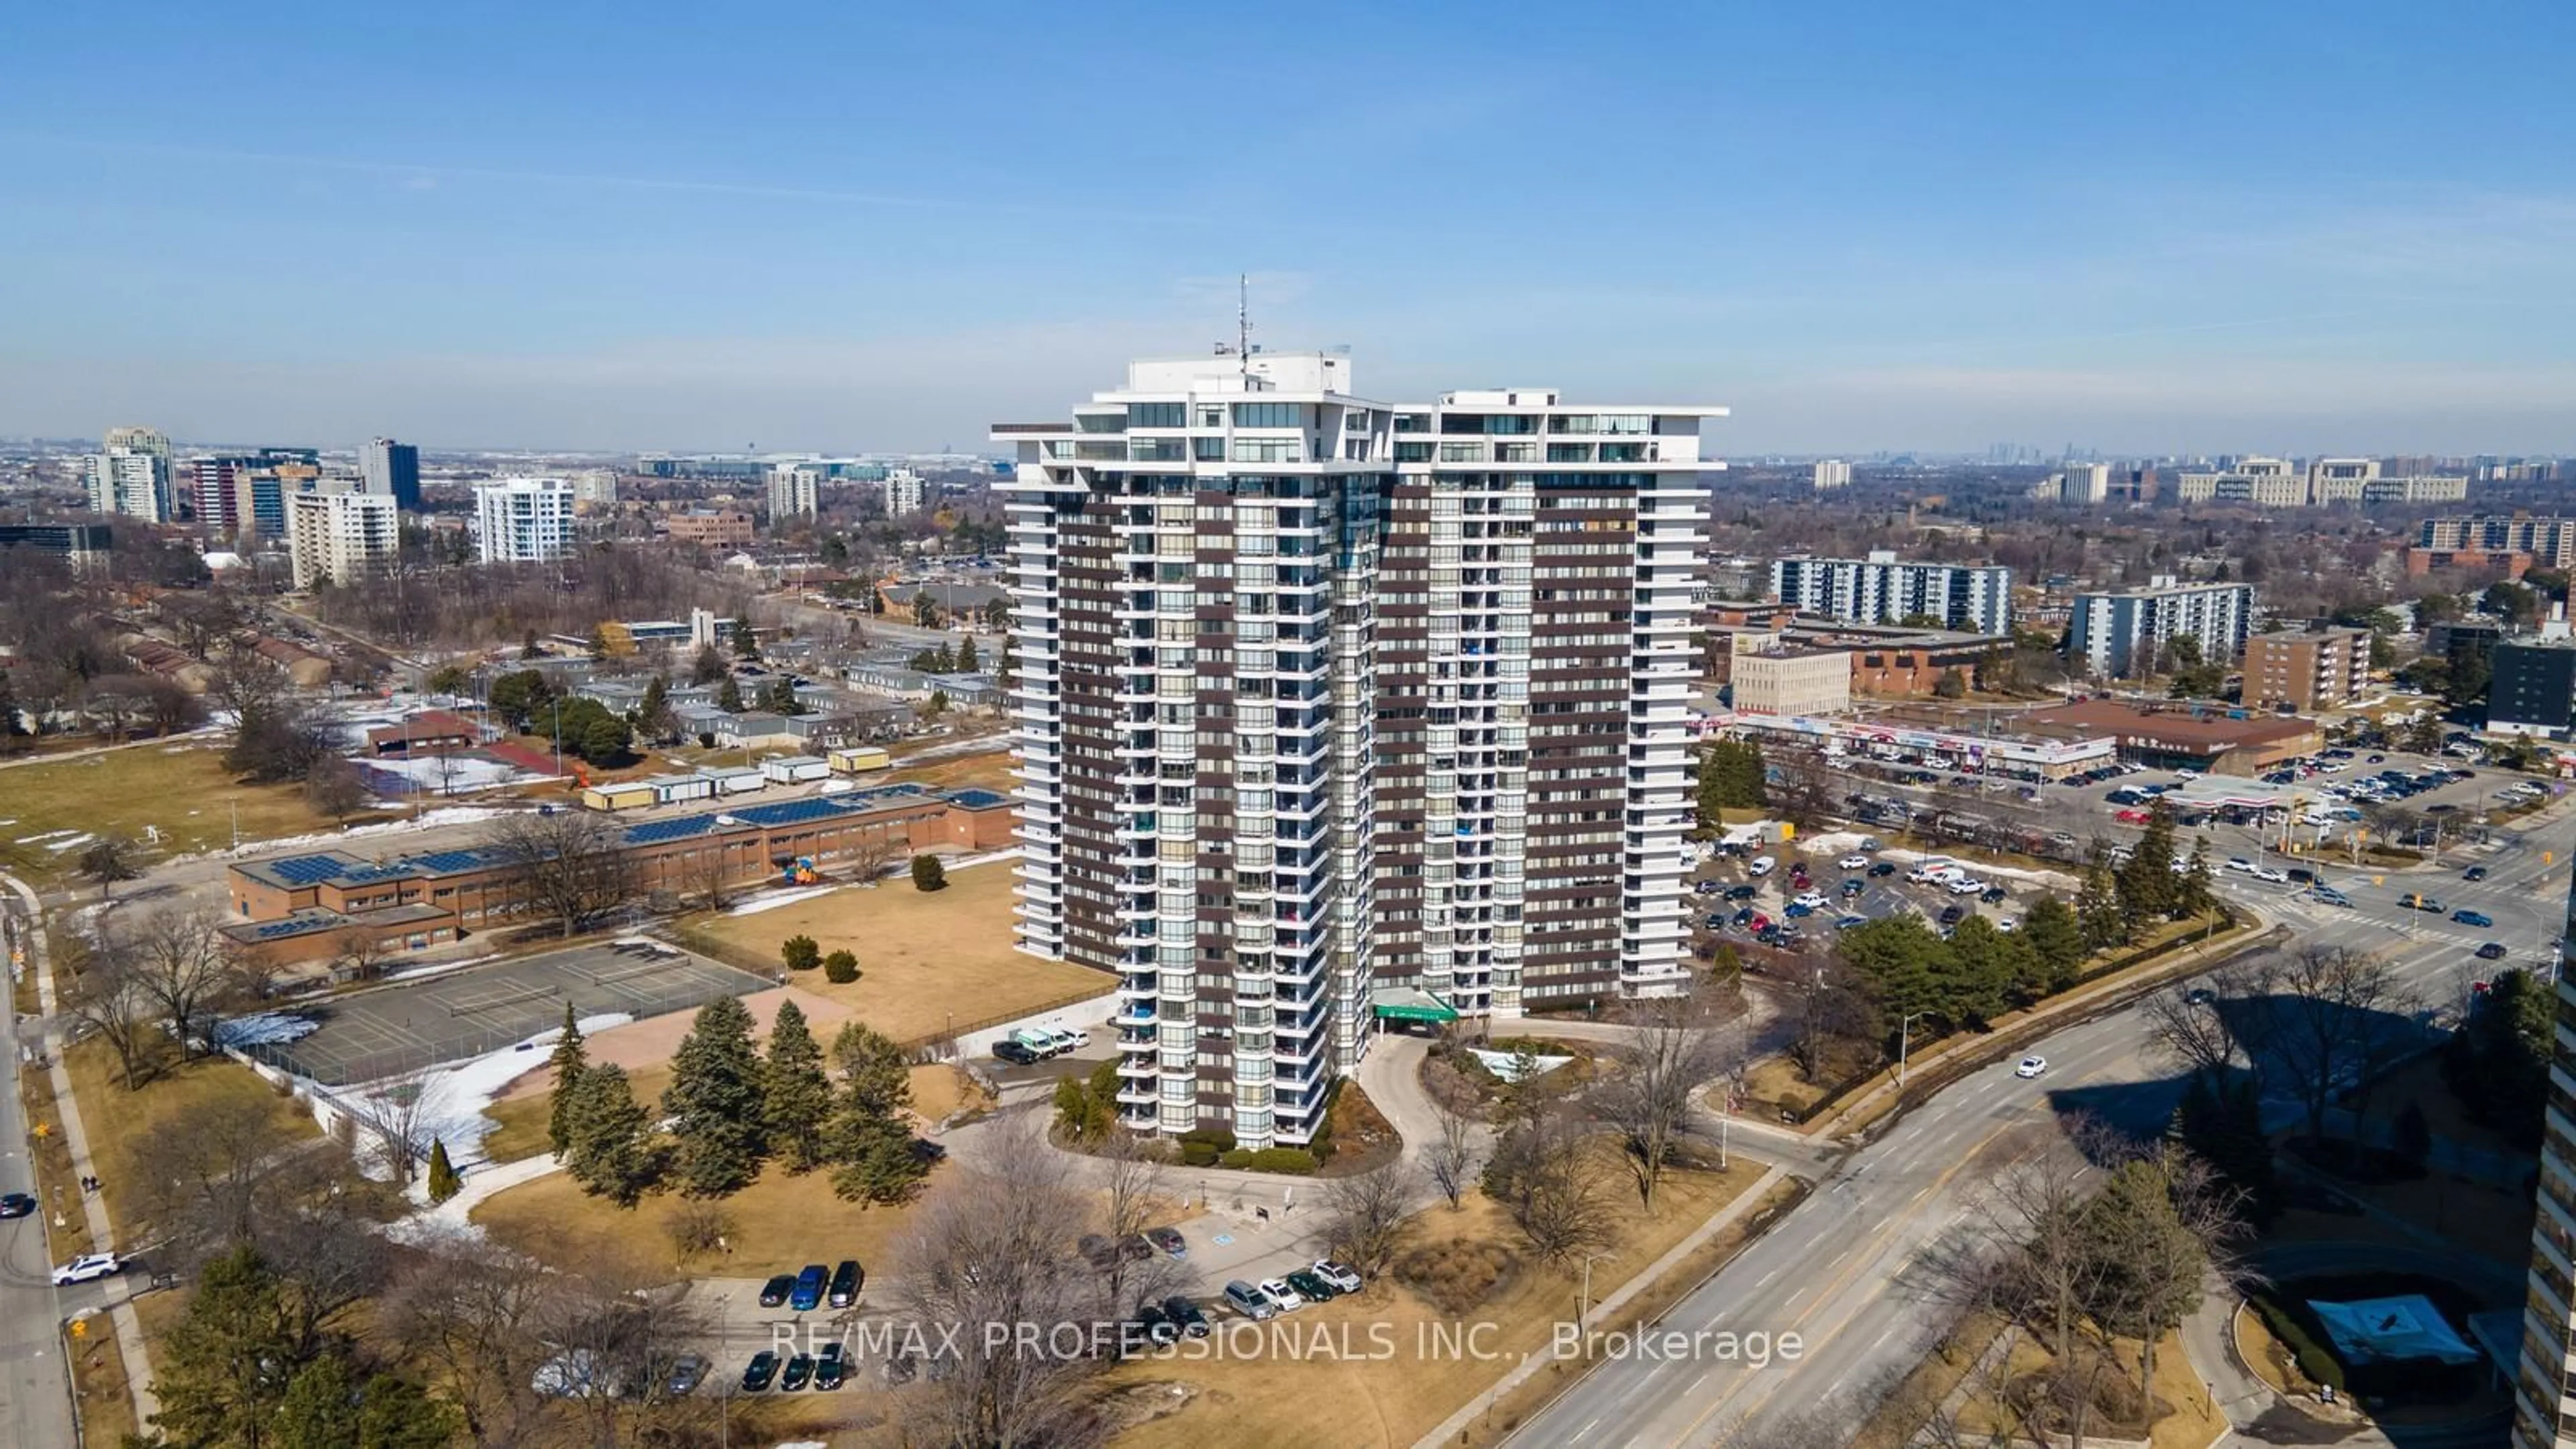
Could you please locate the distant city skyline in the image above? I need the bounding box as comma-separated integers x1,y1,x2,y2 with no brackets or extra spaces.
3,3,2571,455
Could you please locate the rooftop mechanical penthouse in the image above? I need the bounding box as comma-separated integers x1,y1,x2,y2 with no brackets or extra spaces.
994,352,1723,1149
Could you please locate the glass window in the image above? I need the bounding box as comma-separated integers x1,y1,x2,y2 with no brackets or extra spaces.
1233,402,1308,429
1128,402,1185,428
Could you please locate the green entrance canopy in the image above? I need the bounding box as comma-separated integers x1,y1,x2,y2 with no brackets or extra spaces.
1371,986,1459,1023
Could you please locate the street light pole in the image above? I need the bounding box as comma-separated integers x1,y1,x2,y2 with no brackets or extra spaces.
1896,1010,1929,1087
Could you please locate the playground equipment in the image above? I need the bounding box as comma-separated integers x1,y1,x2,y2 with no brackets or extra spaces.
781,856,821,885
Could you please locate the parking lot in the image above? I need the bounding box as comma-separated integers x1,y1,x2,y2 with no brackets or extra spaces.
1686,833,2059,965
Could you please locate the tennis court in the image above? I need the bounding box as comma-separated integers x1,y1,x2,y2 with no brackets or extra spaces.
260,942,772,1085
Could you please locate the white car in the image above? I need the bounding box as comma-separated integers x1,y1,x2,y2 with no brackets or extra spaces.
1311,1259,1363,1294
52,1252,121,1286
2014,1055,2048,1079
1748,856,1776,877
2250,866,2289,883
1258,1277,1305,1311
1946,877,1986,895
2174,769,2200,781
1793,892,1829,910
2222,857,2253,873
1837,854,1870,871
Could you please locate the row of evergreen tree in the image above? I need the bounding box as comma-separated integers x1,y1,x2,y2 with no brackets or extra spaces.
545,996,929,1208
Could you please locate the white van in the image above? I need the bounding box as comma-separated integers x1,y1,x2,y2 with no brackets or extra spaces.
1748,856,1776,877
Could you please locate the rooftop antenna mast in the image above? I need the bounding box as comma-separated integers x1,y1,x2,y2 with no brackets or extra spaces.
1238,273,1252,378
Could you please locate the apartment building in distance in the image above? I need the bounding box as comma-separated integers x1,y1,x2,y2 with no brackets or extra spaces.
360,437,422,511
87,447,172,523
2241,625,2370,711
885,467,933,516
2415,517,2576,571
2067,577,2255,678
2487,641,2576,738
2056,462,2110,503
473,478,576,563
1769,551,2013,637
992,351,1719,1150
284,489,398,590
2176,456,2469,508
1811,459,1851,490
1729,647,1851,716
767,464,822,521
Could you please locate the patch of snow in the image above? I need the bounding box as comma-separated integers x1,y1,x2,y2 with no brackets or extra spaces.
43,833,95,853
211,1012,319,1051
1468,1047,1575,1083
13,828,78,845
353,1010,635,1195
947,847,1020,872
725,883,841,916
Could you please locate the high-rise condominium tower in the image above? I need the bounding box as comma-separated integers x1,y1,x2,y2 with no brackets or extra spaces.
994,352,1721,1148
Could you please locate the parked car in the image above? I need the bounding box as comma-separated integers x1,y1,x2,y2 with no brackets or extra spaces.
828,1258,863,1308
1146,1226,1187,1257
757,1273,795,1307
1868,861,1898,877
1980,886,2008,904
1837,854,1870,870
1793,892,1829,910
1841,877,1865,897
52,1252,121,1286
741,1351,780,1393
1312,1260,1363,1294
1833,914,1869,930
1748,856,1776,877
1938,905,1966,927
814,1342,846,1391
780,1353,814,1392
1133,1303,1179,1348
1258,1277,1305,1311
993,1040,1040,1066
0,1192,35,1220
2015,1055,2048,1079
1725,884,1759,901
665,1354,708,1397
1163,1295,1212,1338
789,1263,828,1312
1223,1280,1277,1321
1285,1269,1338,1303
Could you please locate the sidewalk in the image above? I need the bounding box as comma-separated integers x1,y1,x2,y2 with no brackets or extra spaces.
1411,1165,1786,1449
3,871,158,1431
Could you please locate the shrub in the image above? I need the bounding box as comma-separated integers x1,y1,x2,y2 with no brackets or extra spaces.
2253,1298,2347,1392
1181,1141,1219,1167
780,934,821,972
911,855,947,892
1179,1126,1237,1153
1395,1238,1519,1315
1216,1146,1318,1175
822,950,859,984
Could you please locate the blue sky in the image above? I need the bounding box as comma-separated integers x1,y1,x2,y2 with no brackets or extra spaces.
3,1,2571,455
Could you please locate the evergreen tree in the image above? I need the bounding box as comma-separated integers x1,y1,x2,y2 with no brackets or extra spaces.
763,999,833,1172
663,996,769,1196
2077,853,2128,950
955,635,979,672
547,1002,588,1160
930,641,957,673
912,854,947,891
1944,914,2029,1024
780,934,822,972
274,1350,361,1449
562,1062,653,1205
2079,1157,2208,1394
2178,835,2217,918
690,643,728,685
2118,804,2181,920
637,673,673,741
996,633,1017,688
425,1138,462,1203
2018,896,2088,995
826,1021,926,1203
731,625,761,660
716,676,746,713
1837,914,1955,1032
152,1244,302,1447
759,678,799,714
584,627,609,661
822,949,859,983
0,665,25,744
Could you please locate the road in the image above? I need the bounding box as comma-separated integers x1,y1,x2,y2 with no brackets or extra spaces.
0,905,74,1449
1509,800,2573,1448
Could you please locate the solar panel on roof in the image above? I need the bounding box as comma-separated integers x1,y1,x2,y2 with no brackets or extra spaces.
411,850,490,873
949,788,1008,808
269,855,354,885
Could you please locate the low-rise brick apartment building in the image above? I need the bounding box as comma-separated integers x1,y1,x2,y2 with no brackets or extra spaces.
221,785,1014,967
2242,626,2371,712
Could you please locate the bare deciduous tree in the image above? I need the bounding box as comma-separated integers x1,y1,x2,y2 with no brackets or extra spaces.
131,906,235,1059
386,1230,555,1445
1484,1110,1617,1265
1424,1099,1481,1210
482,809,638,938
1595,1002,1732,1209
1096,1129,1174,1311
892,1115,1116,1448
2258,945,2421,1147
347,1075,449,1187
1322,1161,1415,1279
62,930,158,1089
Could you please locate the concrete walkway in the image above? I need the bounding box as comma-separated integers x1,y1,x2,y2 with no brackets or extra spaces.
1411,1165,1786,1449
3,871,158,1432
2181,1272,2300,1444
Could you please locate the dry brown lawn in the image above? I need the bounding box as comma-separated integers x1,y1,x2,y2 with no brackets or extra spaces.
0,741,394,880
1106,1156,1766,1449
681,861,1110,1046
470,1154,945,1279
67,1318,136,1447
63,1035,319,1241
